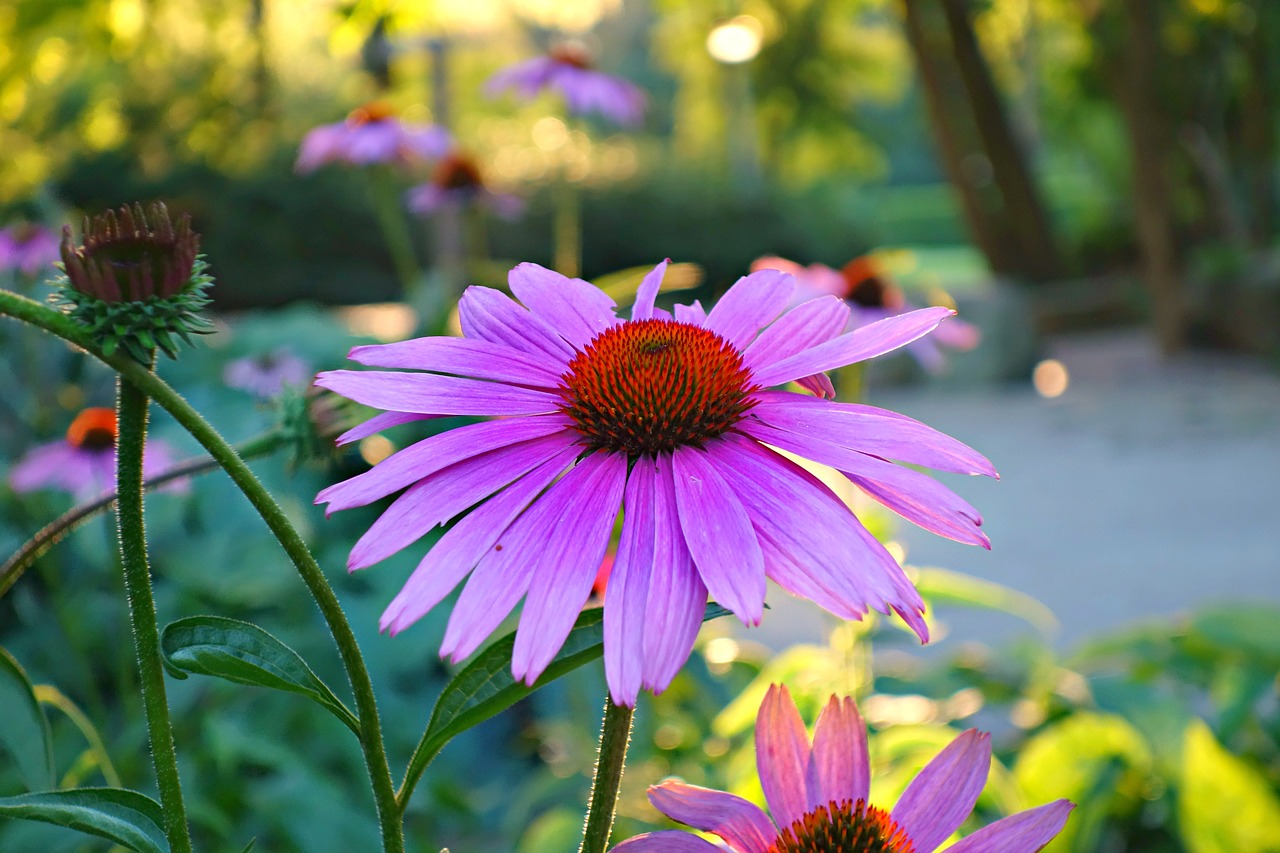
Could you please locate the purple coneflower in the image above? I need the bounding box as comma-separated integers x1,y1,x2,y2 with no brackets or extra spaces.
315,261,995,704
753,255,980,375
613,684,1073,852
224,347,311,400
295,102,452,173
407,151,524,220
9,408,186,499
0,223,61,278
485,44,646,127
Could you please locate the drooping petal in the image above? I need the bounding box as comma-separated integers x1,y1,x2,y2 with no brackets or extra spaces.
380,446,580,634
944,800,1074,853
752,307,954,388
610,832,724,853
709,434,926,634
740,420,988,548
512,452,627,684
335,411,434,447
648,781,777,853
673,299,707,325
807,695,869,813
318,414,572,512
604,456,658,705
508,263,619,349
795,373,837,399
742,296,850,374
755,684,813,831
630,259,669,321
891,729,991,853
748,391,997,478
641,454,708,693
314,370,562,417
347,432,578,570
704,269,795,350
457,285,576,365
348,337,565,387
671,446,766,626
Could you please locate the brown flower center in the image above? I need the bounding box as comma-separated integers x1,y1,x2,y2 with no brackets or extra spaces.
347,102,397,125
549,44,593,70
66,407,118,451
767,799,915,853
432,152,484,190
559,319,756,457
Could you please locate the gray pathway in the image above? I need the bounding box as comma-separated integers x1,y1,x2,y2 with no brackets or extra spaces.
746,328,1280,652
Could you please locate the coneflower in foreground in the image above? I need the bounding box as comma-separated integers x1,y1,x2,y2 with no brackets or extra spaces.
315,261,996,704
612,685,1072,852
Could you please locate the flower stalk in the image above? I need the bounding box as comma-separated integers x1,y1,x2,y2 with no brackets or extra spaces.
115,354,193,853
579,695,635,853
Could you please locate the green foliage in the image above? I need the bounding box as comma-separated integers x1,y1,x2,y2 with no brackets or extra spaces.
0,647,55,792
0,788,168,853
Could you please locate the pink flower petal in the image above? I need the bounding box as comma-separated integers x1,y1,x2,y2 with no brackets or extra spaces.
742,296,850,374
807,695,869,813
631,260,669,321
755,684,812,831
673,300,707,325
752,306,954,388
348,337,565,387
314,370,562,417
610,831,724,853
335,412,434,447
648,780,777,853
944,799,1074,853
704,269,795,351
891,729,991,852
508,263,619,349
457,285,576,365
604,456,658,705
380,446,580,634
671,446,766,626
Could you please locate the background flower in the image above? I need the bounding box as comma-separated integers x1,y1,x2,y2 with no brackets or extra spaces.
485,44,646,127
314,261,995,704
0,223,60,277
613,684,1073,852
753,254,980,375
9,407,187,499
295,102,452,173
224,347,311,399
406,151,524,220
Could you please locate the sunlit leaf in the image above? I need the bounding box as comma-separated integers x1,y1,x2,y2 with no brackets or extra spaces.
1180,718,1280,853
0,647,55,791
593,262,703,302
160,616,359,736
0,788,167,853
1191,605,1280,664
913,567,1058,634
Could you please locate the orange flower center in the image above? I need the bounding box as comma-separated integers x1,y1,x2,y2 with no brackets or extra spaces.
767,799,915,853
66,407,118,451
559,319,757,457
549,44,593,70
432,152,484,190
347,102,397,126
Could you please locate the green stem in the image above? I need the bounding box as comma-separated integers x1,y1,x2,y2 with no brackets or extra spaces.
835,361,866,403
1,431,283,599
578,696,634,853
554,177,582,279
369,168,422,299
116,357,193,853
0,291,405,853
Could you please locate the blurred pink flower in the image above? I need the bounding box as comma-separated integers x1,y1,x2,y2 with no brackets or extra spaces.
407,151,524,219
224,347,311,399
613,684,1073,853
295,103,451,173
0,223,61,277
9,408,187,499
485,44,646,127
313,261,995,705
752,255,980,374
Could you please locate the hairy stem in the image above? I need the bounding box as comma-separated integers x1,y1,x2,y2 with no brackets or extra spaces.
116,358,193,853
579,696,634,853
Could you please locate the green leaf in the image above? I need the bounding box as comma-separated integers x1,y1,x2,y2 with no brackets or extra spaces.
160,616,359,736
401,603,733,804
0,647,55,791
0,788,168,853
1191,605,1280,665
1180,718,1280,853
913,567,1058,633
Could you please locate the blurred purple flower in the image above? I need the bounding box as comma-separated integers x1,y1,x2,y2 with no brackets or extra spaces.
224,347,311,399
313,261,996,705
753,254,980,375
406,151,524,220
613,684,1073,853
9,408,187,499
295,103,451,173
0,223,61,277
485,44,646,127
